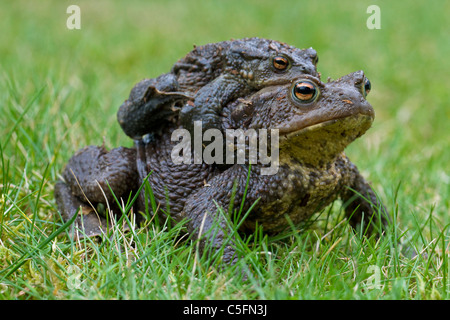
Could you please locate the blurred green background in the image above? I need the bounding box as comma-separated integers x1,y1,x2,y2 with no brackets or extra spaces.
1,0,449,259
1,0,449,300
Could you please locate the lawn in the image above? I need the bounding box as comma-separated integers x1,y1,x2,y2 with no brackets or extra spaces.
0,0,449,300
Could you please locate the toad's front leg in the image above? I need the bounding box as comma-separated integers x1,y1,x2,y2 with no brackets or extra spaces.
340,161,390,235
179,74,248,135
183,164,254,266
54,145,138,237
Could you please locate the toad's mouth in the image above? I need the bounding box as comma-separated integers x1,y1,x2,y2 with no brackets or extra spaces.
278,113,374,164
281,113,373,140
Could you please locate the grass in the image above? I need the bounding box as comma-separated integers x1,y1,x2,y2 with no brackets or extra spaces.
0,0,449,299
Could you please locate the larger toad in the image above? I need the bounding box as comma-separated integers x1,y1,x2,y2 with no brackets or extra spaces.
117,37,319,139
55,67,388,266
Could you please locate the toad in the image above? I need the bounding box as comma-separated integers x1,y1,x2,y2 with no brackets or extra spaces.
55,68,388,266
117,37,319,139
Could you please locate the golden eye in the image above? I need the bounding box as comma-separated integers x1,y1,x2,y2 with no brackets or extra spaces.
292,80,318,103
272,55,290,71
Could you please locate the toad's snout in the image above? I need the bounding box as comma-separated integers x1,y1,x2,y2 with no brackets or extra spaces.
332,70,375,119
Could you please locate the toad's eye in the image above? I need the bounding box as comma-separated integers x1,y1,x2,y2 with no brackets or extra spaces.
272,55,290,71
363,77,371,97
292,80,318,103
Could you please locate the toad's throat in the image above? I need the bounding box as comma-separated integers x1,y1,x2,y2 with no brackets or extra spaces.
279,113,373,166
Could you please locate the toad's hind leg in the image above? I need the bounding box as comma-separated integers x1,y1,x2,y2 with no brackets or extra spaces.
54,181,108,238
54,145,138,237
117,73,192,139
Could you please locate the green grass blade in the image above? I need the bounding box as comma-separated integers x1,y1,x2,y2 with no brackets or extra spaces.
1,210,77,280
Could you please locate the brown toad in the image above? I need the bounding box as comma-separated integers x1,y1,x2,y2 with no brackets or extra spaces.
55,67,388,265
117,37,319,139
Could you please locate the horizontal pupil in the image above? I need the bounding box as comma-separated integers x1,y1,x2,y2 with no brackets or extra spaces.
292,81,317,102
296,85,314,94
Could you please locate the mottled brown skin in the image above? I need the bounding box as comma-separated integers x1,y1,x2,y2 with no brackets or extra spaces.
55,70,388,265
117,37,319,139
